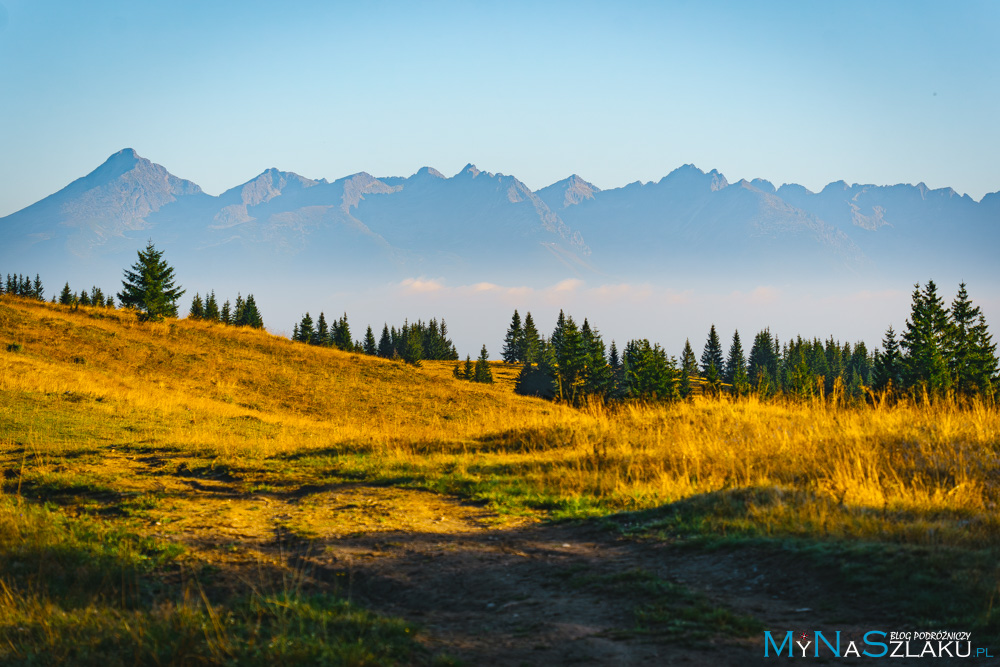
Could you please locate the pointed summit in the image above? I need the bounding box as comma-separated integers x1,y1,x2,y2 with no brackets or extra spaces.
536,174,601,210
457,163,481,178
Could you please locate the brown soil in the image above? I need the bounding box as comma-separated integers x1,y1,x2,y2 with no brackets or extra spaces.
91,451,917,666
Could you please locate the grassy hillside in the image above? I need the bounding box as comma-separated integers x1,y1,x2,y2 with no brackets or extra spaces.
2,296,1000,662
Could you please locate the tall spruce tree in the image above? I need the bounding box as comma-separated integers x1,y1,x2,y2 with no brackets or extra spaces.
220,300,232,325
948,282,997,397
900,281,952,397
59,282,73,305
474,345,494,383
521,312,541,364
204,291,220,321
117,241,184,321
363,325,377,355
502,310,524,363
378,324,393,358
680,338,699,398
189,293,205,319
700,324,725,393
315,312,329,346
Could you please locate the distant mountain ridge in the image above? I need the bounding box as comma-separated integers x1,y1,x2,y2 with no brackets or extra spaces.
1,149,997,289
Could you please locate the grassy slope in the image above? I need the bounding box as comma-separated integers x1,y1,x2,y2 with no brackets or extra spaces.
2,296,1000,659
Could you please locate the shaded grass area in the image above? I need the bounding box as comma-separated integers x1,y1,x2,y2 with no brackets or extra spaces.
565,567,763,644
0,498,442,666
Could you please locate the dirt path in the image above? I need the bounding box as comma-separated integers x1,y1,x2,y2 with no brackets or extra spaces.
105,454,896,665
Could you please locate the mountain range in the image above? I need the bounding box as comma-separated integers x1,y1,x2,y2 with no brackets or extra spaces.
1,148,997,298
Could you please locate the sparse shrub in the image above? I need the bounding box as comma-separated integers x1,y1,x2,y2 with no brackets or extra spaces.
6,342,23,353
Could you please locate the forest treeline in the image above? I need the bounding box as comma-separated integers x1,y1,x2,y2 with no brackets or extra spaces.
5,262,995,406
291,311,459,366
502,281,997,404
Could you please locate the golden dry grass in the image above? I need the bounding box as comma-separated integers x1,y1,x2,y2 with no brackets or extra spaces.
2,295,998,545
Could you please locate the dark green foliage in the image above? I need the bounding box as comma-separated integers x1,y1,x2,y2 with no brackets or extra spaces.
78,290,91,307
377,325,393,358
332,313,352,350
294,312,314,343
117,241,185,322
948,283,998,397
188,293,204,319
401,323,422,366
33,274,44,301
724,330,749,395
900,281,952,397
59,283,73,306
220,299,232,325
315,312,329,346
234,294,264,328
502,310,523,363
473,345,493,383
747,329,779,396
204,291,220,322
680,339,698,398
581,319,611,399
621,339,678,402
463,355,475,380
363,326,377,355
521,312,541,364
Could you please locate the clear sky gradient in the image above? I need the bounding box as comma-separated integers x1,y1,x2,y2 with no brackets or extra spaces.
1,0,998,217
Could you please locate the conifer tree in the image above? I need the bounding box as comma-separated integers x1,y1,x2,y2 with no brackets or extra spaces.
609,340,620,370
59,282,73,305
241,294,264,328
402,324,422,366
700,325,724,394
220,300,232,325
189,293,205,319
474,345,494,383
948,282,997,397
33,274,44,301
378,324,393,358
315,312,329,346
522,312,541,364
555,315,587,402
581,318,610,398
724,330,746,386
91,287,104,307
204,291,220,321
463,355,475,380
502,310,524,363
78,290,91,306
680,338,699,398
295,312,314,343
333,313,352,350
900,281,952,397
363,325,377,356
117,241,184,321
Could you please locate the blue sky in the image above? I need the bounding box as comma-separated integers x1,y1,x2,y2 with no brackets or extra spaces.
0,0,998,217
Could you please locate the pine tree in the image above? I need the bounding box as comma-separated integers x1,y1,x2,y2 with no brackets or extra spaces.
241,294,264,328
501,310,523,363
378,324,393,358
333,313,352,351
474,345,494,383
117,241,185,321
59,282,73,305
948,282,997,397
204,291,220,321
189,293,205,319
363,325,377,355
295,312,314,343
901,281,952,397
680,338,699,398
78,290,91,306
91,287,104,307
32,274,44,301
581,318,610,399
463,355,475,380
521,312,541,364
402,324,422,366
723,330,747,389
609,340,620,370
220,300,232,325
315,312,329,346
700,325,724,394
555,315,587,402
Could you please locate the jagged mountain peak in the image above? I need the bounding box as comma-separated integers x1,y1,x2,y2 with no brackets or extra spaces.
536,174,601,210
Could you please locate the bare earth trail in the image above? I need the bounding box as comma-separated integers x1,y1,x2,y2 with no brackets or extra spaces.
80,452,899,666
